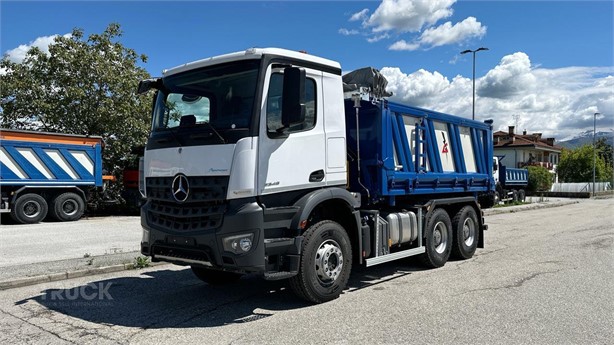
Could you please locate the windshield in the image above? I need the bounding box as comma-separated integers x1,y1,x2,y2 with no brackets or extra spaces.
152,60,260,133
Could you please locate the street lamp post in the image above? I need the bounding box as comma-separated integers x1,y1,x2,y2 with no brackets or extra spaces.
460,47,489,120
593,112,600,195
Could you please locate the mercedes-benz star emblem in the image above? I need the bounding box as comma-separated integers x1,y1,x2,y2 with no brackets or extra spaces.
171,174,189,203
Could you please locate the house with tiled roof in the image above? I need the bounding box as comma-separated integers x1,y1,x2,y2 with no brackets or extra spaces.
493,126,563,179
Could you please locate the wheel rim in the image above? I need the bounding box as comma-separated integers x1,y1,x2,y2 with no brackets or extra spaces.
462,217,476,247
62,199,78,216
314,239,344,286
433,221,448,254
23,200,41,219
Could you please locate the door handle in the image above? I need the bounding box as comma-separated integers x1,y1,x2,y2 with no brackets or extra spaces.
309,170,325,182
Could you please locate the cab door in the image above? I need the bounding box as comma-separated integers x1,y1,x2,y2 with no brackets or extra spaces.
257,65,325,196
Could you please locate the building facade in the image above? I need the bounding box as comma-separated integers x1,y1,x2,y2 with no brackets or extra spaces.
494,126,563,180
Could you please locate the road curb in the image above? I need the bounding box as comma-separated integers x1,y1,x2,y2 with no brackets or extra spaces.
484,200,579,216
0,262,167,291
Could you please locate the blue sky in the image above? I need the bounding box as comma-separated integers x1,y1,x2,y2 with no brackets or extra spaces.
2,0,613,140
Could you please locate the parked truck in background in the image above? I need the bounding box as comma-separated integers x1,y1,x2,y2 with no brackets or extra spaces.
0,129,108,224
493,156,528,204
137,48,494,303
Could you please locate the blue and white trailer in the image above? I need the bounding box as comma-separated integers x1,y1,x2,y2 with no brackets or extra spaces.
137,48,495,303
0,129,106,224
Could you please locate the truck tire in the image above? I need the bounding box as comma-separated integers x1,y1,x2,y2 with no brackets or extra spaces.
518,189,526,202
191,266,242,285
419,208,453,268
451,206,479,260
50,192,85,221
10,193,48,224
289,220,352,304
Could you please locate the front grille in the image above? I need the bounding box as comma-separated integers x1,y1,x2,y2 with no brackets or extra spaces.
146,176,228,203
145,176,229,232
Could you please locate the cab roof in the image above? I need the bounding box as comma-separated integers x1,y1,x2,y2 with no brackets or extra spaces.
162,47,341,76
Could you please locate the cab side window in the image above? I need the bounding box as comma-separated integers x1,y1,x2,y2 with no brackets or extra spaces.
266,72,316,134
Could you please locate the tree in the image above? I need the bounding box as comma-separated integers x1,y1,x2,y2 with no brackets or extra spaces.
527,166,552,192
595,137,613,183
556,145,610,183
0,23,152,182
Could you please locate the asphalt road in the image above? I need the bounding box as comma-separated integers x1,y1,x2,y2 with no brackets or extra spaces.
0,216,141,267
0,216,142,281
0,198,612,344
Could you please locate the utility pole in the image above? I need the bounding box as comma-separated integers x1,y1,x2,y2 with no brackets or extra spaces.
460,47,489,120
593,112,600,195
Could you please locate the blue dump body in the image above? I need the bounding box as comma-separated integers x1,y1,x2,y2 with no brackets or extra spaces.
345,100,494,206
0,129,104,187
499,166,529,188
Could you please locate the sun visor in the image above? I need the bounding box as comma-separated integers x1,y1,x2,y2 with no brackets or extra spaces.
342,67,393,99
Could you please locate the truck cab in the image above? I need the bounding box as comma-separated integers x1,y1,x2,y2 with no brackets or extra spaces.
139,48,350,280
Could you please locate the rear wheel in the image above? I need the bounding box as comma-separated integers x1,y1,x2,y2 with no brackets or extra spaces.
50,192,85,221
518,189,526,202
10,193,48,224
419,208,453,268
451,206,479,260
191,266,242,285
289,220,352,304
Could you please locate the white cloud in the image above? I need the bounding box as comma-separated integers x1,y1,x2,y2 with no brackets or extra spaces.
365,0,456,33
4,33,71,63
478,52,536,98
347,1,485,51
350,8,369,22
380,52,614,140
418,17,486,48
339,28,360,36
382,67,457,102
389,40,420,51
367,33,390,43
388,17,486,51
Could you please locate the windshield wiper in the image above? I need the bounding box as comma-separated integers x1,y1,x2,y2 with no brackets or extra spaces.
201,121,226,144
157,128,183,146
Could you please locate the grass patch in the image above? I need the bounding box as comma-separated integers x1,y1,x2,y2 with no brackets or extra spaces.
133,256,150,269
493,201,529,208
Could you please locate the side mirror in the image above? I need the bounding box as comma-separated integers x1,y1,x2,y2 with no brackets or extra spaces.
137,78,162,95
281,67,306,128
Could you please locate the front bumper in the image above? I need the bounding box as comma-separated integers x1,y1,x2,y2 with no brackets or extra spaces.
141,197,303,276
141,198,267,272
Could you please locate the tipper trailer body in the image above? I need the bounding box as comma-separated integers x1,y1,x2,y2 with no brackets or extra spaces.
0,129,105,223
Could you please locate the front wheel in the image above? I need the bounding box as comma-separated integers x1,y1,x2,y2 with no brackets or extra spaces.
419,208,453,268
289,220,352,304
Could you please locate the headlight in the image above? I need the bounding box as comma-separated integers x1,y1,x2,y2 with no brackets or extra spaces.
222,233,254,254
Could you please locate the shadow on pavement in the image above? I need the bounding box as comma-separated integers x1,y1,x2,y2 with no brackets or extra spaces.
16,259,425,328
